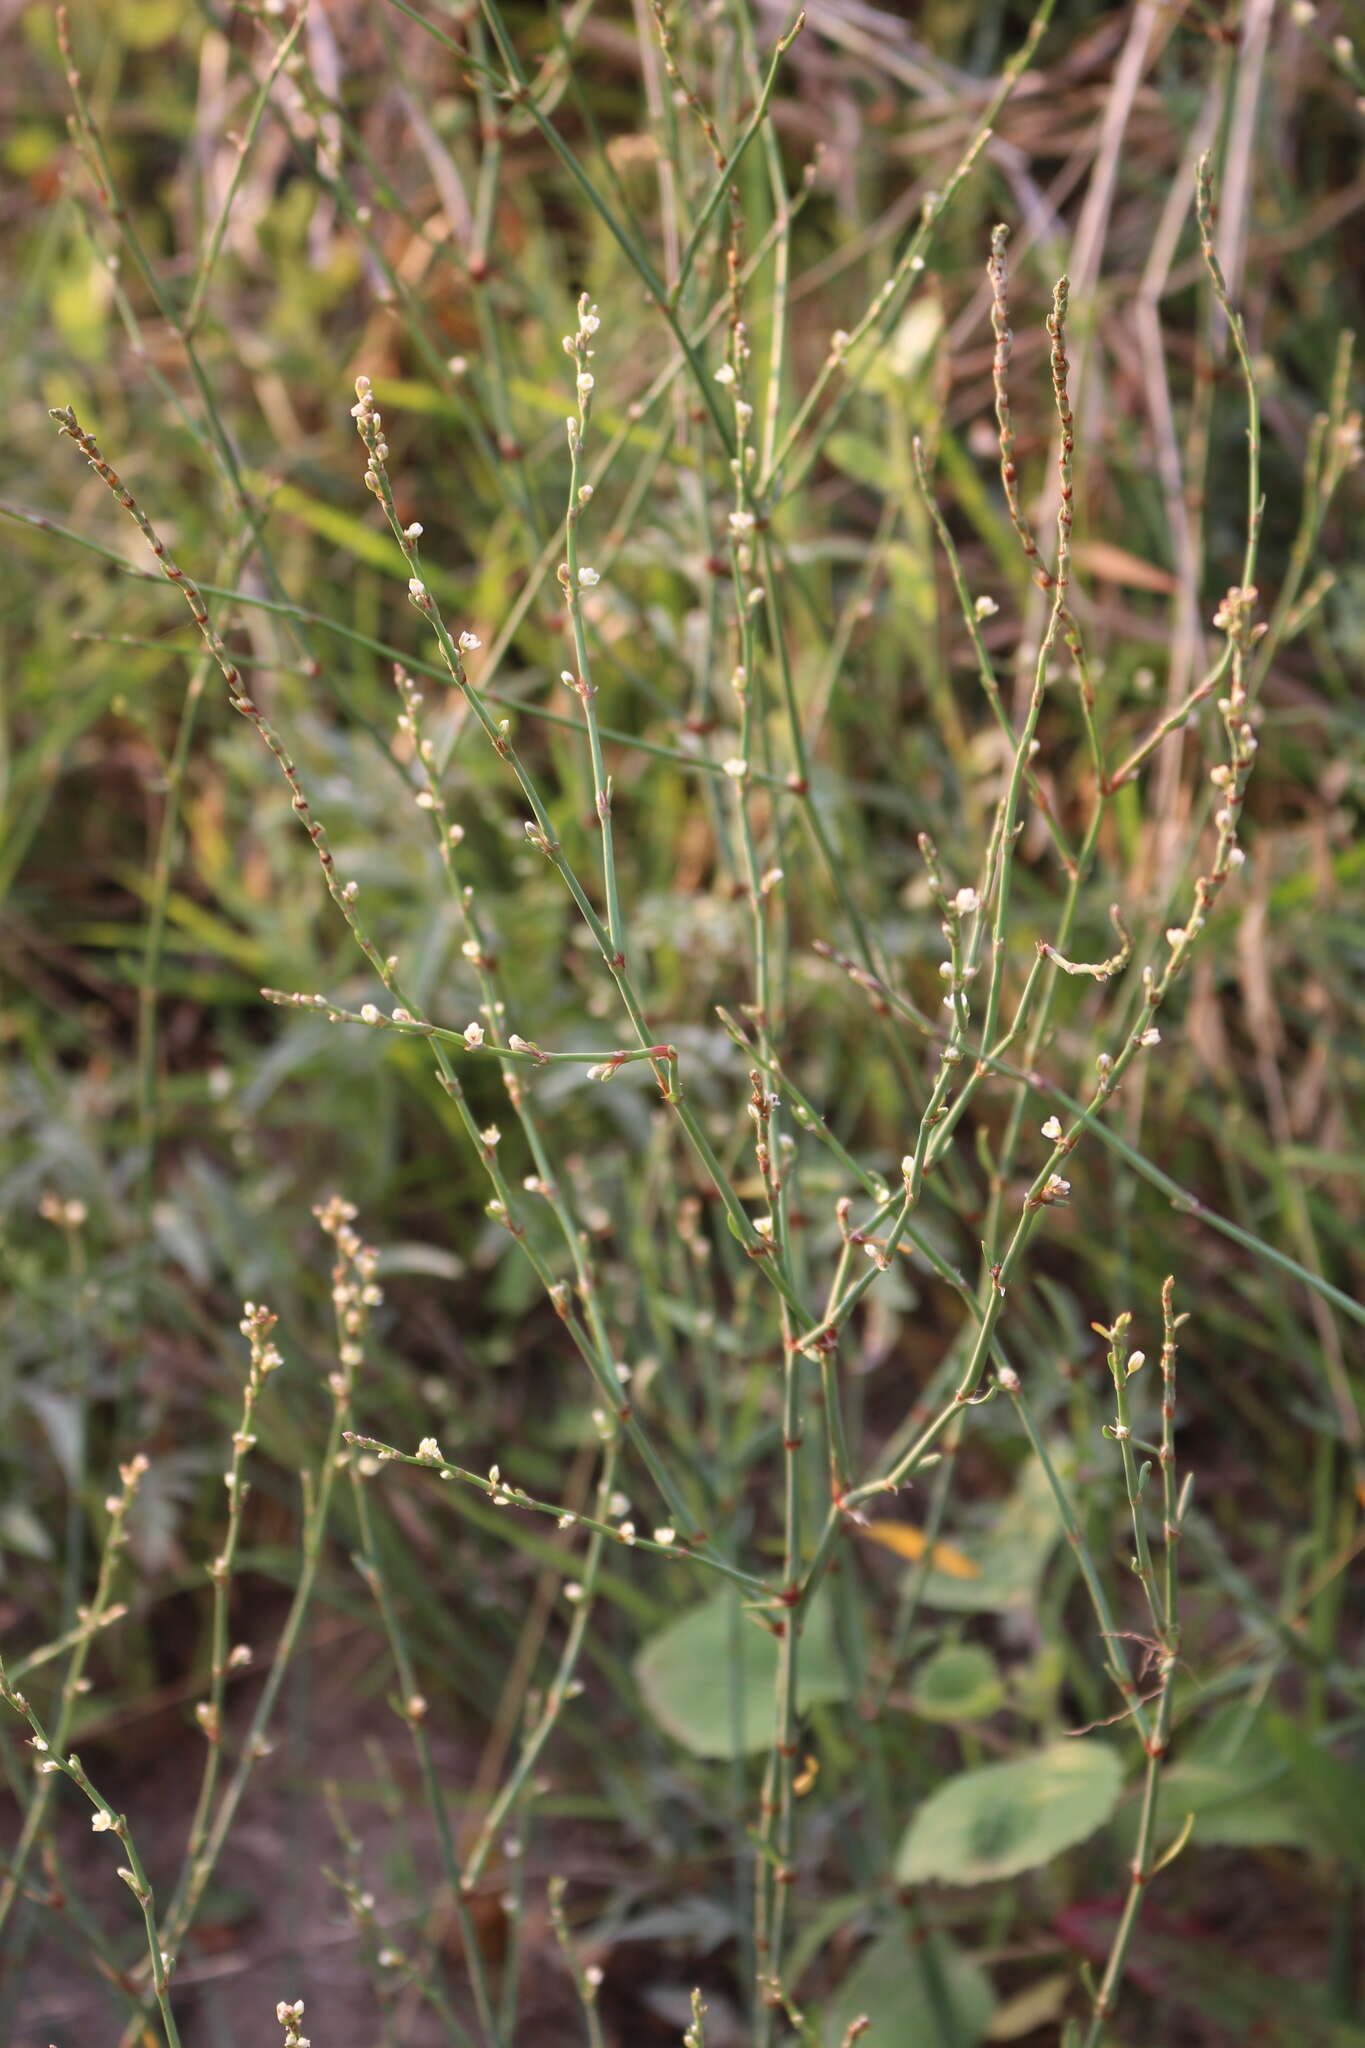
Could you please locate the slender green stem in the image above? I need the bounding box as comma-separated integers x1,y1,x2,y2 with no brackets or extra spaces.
183,10,306,337
670,10,805,299
1003,1380,1153,1747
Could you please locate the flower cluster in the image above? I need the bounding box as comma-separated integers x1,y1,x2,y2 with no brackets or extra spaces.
562,293,601,461
314,1195,383,1370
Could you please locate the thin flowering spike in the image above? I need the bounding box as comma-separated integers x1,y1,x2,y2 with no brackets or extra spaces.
1048,275,1074,589
984,241,1103,779
761,0,1057,502
0,1443,149,1941
1073,1286,1189,2045
0,1654,181,2045
46,407,399,994
988,224,1047,585
319,1203,502,2041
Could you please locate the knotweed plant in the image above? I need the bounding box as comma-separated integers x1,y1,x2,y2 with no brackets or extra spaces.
5,4,1362,2046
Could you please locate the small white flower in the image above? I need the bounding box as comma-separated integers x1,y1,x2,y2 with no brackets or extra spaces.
714,363,736,386
722,756,747,780
416,1437,443,1464
563,1581,585,1603
463,1021,485,1047
360,1004,381,1025
1045,1173,1071,1197
953,886,980,915
407,578,427,601
403,522,423,540
577,566,600,588
1126,1349,1146,1376
1227,846,1247,869
1041,1115,1062,1141
458,630,482,652
480,1124,501,1146
91,1810,115,1833
653,1526,677,1547
1139,1027,1161,1047
728,509,756,536
576,371,595,396
974,595,998,619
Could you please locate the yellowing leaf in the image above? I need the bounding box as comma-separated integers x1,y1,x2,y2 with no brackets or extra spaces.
1072,539,1176,593
985,1971,1072,2040
859,1520,979,1579
793,1753,820,1797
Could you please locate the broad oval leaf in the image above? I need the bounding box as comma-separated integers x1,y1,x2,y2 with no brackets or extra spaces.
896,1741,1124,1886
822,1922,995,2048
634,1591,850,1759
911,1644,1005,1724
